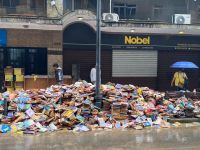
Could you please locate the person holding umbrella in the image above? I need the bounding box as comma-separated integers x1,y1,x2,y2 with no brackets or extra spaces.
171,69,188,91
170,61,199,91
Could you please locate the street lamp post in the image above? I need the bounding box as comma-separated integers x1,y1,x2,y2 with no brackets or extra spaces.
95,0,102,108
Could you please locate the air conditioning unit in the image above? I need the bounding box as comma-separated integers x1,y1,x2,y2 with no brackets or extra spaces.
102,13,119,22
173,14,191,24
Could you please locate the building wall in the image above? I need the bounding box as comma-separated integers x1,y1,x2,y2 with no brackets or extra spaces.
47,0,64,18
1,0,200,88
48,53,63,74
0,0,47,16
109,0,200,23
6,28,63,74
61,0,200,23
7,29,62,48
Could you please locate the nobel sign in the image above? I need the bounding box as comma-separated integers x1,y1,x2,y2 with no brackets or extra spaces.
125,36,150,45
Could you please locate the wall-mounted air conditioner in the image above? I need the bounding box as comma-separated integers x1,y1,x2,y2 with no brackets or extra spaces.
102,13,119,22
173,14,191,24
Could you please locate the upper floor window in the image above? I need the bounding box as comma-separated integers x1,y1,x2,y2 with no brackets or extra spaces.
153,5,163,19
63,0,97,14
197,4,200,20
63,0,73,13
113,3,136,19
0,0,46,16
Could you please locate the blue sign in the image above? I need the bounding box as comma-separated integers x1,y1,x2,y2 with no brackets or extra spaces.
0,29,7,47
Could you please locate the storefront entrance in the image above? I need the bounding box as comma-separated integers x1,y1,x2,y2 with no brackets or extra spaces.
63,49,112,83
63,22,200,90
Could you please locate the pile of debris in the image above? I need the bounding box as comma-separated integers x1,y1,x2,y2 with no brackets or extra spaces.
0,81,200,134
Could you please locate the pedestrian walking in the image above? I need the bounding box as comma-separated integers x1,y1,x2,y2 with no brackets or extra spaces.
53,63,63,85
171,69,188,91
90,66,96,85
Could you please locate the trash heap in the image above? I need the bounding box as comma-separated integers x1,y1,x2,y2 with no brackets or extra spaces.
0,81,200,134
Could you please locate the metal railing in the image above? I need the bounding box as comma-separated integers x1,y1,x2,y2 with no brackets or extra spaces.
102,21,200,29
0,15,62,25
0,8,199,30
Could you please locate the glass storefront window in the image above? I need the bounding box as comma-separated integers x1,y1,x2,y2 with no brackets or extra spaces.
7,48,25,67
0,48,47,75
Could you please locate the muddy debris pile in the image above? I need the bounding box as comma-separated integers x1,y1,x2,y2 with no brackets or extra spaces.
0,81,200,134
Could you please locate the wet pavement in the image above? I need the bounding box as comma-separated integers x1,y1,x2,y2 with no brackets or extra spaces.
0,127,200,150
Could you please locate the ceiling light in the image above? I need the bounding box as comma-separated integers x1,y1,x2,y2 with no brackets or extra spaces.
131,29,135,33
178,31,184,34
77,16,83,20
23,25,29,28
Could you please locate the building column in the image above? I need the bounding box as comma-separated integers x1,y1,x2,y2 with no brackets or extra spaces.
47,48,63,75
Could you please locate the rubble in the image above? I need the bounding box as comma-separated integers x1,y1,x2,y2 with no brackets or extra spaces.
0,81,200,134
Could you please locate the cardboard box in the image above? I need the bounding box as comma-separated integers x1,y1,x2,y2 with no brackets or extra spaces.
5,81,14,87
14,68,24,75
4,67,13,75
15,81,24,88
15,87,23,91
16,75,24,82
5,75,14,81
7,87,14,92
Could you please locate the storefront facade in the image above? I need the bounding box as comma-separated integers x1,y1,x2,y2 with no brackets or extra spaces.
0,22,199,91
0,27,65,89
1,28,62,71
1,1,200,91
63,22,200,91
1,11,199,91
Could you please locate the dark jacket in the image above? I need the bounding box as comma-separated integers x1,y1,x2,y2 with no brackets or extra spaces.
55,67,63,82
